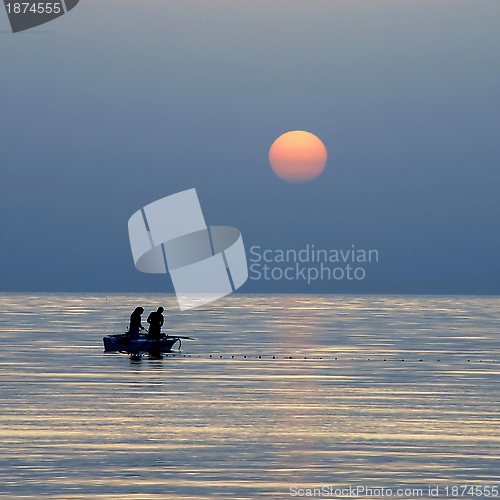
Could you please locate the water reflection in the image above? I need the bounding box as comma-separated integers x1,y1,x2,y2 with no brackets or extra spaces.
0,294,499,498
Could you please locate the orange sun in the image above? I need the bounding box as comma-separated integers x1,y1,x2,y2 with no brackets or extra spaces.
269,130,327,183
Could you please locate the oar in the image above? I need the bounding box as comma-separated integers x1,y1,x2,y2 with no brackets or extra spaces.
164,335,196,340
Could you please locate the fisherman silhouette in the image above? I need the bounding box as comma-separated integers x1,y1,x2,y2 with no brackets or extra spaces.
147,307,164,340
129,307,145,340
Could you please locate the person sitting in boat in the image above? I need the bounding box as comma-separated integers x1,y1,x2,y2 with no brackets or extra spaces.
129,307,145,340
147,307,164,340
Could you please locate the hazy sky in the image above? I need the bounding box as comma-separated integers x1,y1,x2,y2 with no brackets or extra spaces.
1,0,500,293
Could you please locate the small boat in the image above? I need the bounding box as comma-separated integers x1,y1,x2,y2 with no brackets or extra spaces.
103,333,191,357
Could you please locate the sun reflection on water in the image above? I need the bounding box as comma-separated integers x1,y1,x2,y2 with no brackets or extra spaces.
0,294,499,498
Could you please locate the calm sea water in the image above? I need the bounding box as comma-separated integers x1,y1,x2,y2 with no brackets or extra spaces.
0,293,499,499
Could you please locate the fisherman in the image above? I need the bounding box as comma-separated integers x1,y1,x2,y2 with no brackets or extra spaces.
129,307,145,340
147,307,164,340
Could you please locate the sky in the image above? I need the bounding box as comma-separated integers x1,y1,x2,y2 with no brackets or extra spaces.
1,0,500,294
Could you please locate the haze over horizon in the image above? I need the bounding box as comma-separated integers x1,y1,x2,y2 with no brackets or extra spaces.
1,0,500,294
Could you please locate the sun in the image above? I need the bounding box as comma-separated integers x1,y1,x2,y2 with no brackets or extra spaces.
269,131,327,183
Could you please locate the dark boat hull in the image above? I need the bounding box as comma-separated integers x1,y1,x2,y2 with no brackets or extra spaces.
103,334,180,355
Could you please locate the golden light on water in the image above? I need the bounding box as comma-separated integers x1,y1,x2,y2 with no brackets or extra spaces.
0,294,499,498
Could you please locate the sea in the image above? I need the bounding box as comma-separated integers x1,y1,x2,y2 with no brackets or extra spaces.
0,293,499,500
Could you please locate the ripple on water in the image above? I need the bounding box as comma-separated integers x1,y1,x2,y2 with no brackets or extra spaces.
0,293,499,498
